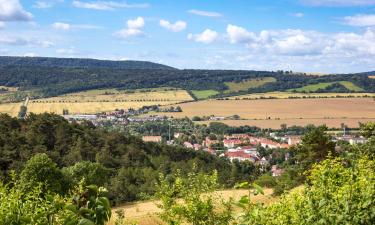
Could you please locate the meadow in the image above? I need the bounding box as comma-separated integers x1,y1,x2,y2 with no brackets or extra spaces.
229,92,375,100
288,81,364,92
224,77,276,93
0,88,194,116
191,90,219,99
155,98,375,128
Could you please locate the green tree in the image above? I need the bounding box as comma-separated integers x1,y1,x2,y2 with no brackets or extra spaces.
20,153,67,194
156,169,233,225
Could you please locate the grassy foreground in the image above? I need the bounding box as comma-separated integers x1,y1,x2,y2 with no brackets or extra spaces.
107,189,275,225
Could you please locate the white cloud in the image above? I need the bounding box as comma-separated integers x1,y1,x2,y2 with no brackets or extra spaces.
188,9,222,17
226,24,255,44
72,1,149,10
0,21,5,29
52,22,71,30
343,14,375,27
0,0,33,21
52,22,102,30
23,52,38,57
159,20,186,32
114,17,145,39
300,0,375,6
292,12,304,18
188,29,218,44
56,47,78,55
34,0,64,9
0,33,54,48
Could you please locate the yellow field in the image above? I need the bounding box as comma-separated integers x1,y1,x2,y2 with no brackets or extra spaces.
369,76,375,79
0,102,22,116
107,189,275,225
197,118,375,129
229,92,375,100
154,98,375,128
0,89,194,116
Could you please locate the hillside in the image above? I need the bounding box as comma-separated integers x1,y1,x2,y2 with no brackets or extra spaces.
0,56,374,99
0,56,175,70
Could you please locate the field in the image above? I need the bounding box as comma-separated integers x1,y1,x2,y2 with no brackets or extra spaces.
0,88,194,116
229,92,375,100
197,118,375,129
107,188,275,225
369,76,375,79
288,81,364,92
224,77,276,93
191,90,219,99
154,98,375,128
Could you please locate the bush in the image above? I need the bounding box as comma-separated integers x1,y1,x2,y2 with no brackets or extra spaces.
254,174,276,188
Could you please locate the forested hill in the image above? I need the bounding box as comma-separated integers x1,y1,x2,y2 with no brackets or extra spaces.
0,56,175,70
0,56,374,97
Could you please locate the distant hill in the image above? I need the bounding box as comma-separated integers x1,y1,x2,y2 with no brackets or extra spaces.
0,56,373,98
0,56,176,70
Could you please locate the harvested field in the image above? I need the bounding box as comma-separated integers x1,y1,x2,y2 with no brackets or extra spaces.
107,188,275,225
229,92,375,100
369,76,375,79
0,89,194,116
197,118,375,129
154,98,375,128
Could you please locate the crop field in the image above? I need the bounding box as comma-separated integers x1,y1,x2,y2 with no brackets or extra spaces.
197,118,375,129
288,81,364,92
191,90,219,99
107,189,275,225
224,77,276,92
154,98,375,128
369,76,375,79
0,88,194,116
229,92,375,100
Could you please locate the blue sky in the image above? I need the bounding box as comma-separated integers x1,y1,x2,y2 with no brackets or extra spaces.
1,0,375,73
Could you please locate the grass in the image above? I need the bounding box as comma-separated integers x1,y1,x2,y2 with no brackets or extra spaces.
339,81,364,92
230,92,375,100
0,88,194,116
288,81,364,92
224,77,276,93
191,90,220,99
107,189,275,225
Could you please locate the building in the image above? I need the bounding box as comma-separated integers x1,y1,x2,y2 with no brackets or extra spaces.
287,136,302,146
271,165,284,177
142,136,162,143
223,139,243,148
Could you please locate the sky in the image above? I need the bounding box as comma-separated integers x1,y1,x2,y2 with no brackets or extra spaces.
1,0,375,73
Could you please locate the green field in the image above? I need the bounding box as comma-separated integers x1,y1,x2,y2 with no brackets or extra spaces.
191,90,219,99
224,77,276,93
289,81,364,92
339,81,364,92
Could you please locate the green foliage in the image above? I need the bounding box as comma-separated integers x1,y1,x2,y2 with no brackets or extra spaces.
20,153,67,194
0,113,255,204
62,161,110,187
156,169,233,225
254,174,276,188
238,157,375,225
360,121,375,138
0,175,111,225
191,90,220,99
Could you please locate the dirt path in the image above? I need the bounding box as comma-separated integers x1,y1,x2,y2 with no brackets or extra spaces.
107,188,275,225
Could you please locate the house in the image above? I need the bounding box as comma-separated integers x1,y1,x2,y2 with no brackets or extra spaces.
271,165,284,177
225,151,257,163
184,142,194,149
204,137,219,147
174,133,183,139
193,144,202,151
349,137,367,145
287,136,302,146
142,136,162,143
223,139,243,148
